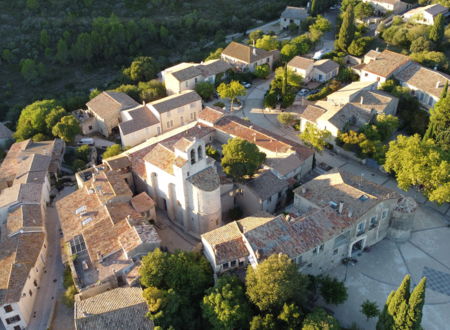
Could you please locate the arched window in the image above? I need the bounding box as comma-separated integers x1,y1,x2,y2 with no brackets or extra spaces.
190,149,196,165
197,145,203,160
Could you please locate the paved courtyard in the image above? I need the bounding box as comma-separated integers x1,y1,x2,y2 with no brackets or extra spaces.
322,206,450,330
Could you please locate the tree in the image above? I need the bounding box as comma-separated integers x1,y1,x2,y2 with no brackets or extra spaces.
56,39,69,64
202,275,251,329
319,276,348,305
255,35,279,51
274,66,303,89
310,0,319,16
348,37,373,56
302,308,340,330
221,138,266,180
311,15,332,32
111,84,140,101
410,51,449,71
384,135,450,203
336,5,355,51
361,300,380,321
195,81,215,101
205,48,223,61
299,123,331,151
46,108,68,135
26,0,39,11
277,113,296,126
217,81,246,111
410,37,432,53
14,100,65,141
102,144,124,159
249,314,277,330
40,29,50,48
424,94,450,150
377,275,427,330
429,13,444,45
52,115,80,143
254,64,270,79
246,254,309,311
125,56,157,82
281,43,299,61
278,303,302,329
375,114,399,142
138,80,166,102
249,30,264,44
354,2,374,19
20,59,45,84
76,145,91,162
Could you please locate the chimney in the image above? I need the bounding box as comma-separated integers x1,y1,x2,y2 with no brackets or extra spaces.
376,47,379,52
252,47,257,56
338,201,344,214
434,66,438,71
360,96,364,104
301,187,306,194
436,81,440,88
142,100,145,106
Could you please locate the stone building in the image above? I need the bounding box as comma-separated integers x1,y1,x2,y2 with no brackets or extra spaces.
201,168,416,275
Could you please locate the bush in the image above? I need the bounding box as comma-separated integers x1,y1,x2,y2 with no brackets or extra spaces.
206,145,220,161
319,276,348,305
72,159,86,172
195,81,215,101
63,266,74,289
76,145,91,162
254,64,270,79
102,144,123,159
213,101,225,108
63,285,78,307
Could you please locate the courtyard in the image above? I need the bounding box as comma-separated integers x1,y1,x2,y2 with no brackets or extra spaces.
323,206,450,330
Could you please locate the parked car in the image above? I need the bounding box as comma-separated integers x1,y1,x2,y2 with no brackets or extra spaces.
242,82,252,89
297,89,309,96
313,48,331,60
77,138,95,146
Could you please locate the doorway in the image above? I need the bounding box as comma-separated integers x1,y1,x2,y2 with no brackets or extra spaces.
349,238,366,257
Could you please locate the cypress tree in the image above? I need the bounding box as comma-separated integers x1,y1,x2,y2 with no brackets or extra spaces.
337,5,355,52
429,13,445,45
310,0,319,16
407,277,426,329
440,80,448,99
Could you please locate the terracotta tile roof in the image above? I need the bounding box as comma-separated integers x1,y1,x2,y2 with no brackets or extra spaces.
103,155,131,170
0,232,45,305
198,106,226,124
119,224,160,254
187,166,220,191
201,221,249,264
281,6,308,19
287,56,314,71
87,92,139,121
144,144,176,175
119,106,160,135
75,287,153,330
173,137,195,152
106,202,141,225
394,63,450,99
131,192,155,213
149,90,201,114
313,59,339,74
222,41,273,64
0,183,43,208
6,204,43,236
362,50,411,78
265,153,306,177
244,170,289,200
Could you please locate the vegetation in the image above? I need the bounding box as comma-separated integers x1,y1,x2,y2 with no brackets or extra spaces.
384,134,450,203
102,144,124,159
246,254,309,311
319,276,348,305
221,138,266,180
205,145,220,161
202,275,252,329
424,89,450,150
377,275,427,330
302,308,340,330
299,123,331,151
429,13,445,46
195,81,215,101
123,56,158,82
277,113,297,126
217,80,246,111
336,5,356,51
63,266,77,307
361,300,380,321
265,66,303,108
254,64,271,79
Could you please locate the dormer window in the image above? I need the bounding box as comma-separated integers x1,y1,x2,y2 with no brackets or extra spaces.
190,149,196,165
197,146,203,160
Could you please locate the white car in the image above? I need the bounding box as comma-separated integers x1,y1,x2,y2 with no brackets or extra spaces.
242,82,252,89
313,48,331,60
297,89,309,96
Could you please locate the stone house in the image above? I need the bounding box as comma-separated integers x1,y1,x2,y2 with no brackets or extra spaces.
221,41,275,72
288,56,339,83
299,81,398,139
86,91,140,137
403,4,448,25
56,165,160,300
118,90,202,147
201,169,416,275
163,59,231,95
362,0,409,14
359,50,412,85
280,6,308,29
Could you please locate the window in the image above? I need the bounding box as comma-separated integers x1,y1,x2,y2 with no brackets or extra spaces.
230,260,236,267
313,246,319,255
239,260,244,267
319,244,324,252
370,216,378,229
4,305,13,313
29,290,32,296
223,262,229,269
197,146,203,160
190,149,196,165
6,315,21,325
14,326,21,330
34,280,37,287
333,248,339,255
357,222,365,236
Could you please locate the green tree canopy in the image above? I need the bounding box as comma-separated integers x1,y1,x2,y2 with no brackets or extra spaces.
354,1,374,19
201,275,251,329
278,303,302,329
20,59,45,84
221,138,266,180
205,48,223,61
319,276,348,305
249,30,264,43
246,254,309,311
302,308,340,330
299,122,331,151
124,56,158,82
254,64,271,79
249,314,277,330
278,113,297,126
429,13,445,45
255,35,280,51
424,94,450,150
52,115,81,143
195,81,216,101
138,80,166,102
217,80,246,111
336,4,355,51
384,134,450,203
361,300,380,321
102,144,124,159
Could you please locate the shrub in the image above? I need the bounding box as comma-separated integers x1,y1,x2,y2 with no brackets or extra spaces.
213,101,225,108
63,285,78,307
319,275,348,305
206,145,220,161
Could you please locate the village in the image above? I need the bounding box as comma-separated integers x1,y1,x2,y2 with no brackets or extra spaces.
0,1,449,329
